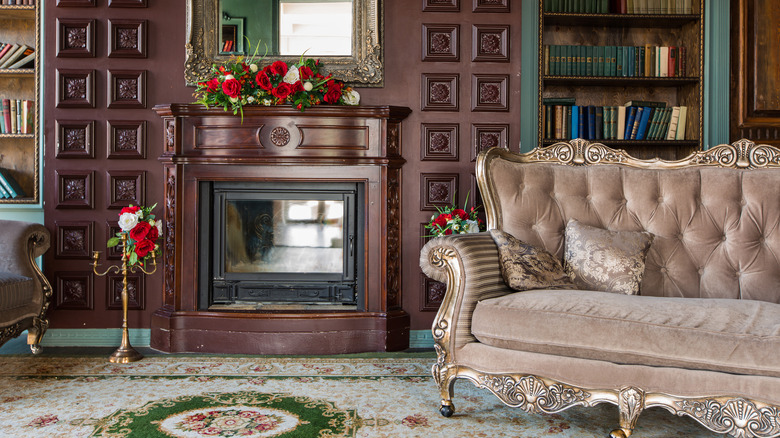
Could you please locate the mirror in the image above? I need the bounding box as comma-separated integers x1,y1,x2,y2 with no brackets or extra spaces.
186,0,383,86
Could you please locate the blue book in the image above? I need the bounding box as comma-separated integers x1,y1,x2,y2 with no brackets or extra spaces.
635,107,653,140
571,105,579,139
578,105,586,139
0,168,25,198
624,107,637,140
587,105,596,140
0,183,8,199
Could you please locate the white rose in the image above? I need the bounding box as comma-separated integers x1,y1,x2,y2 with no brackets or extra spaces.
303,81,313,92
465,220,480,234
283,65,300,84
247,96,255,103
229,96,238,103
262,99,273,106
156,221,163,236
249,64,258,72
118,212,139,231
343,89,360,106
224,74,235,80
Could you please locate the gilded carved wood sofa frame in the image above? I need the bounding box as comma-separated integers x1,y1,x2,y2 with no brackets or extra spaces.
425,139,780,438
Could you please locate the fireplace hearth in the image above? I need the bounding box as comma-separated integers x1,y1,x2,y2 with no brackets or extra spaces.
152,104,411,354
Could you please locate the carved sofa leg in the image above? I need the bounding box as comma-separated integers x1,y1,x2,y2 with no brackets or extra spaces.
609,387,646,438
26,316,48,354
436,372,457,417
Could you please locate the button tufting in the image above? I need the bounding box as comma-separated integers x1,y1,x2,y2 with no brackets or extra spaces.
660,267,668,273
698,268,704,275
722,235,727,241
657,197,664,203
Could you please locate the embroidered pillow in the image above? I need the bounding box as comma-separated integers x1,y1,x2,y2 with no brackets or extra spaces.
489,229,574,291
564,220,654,295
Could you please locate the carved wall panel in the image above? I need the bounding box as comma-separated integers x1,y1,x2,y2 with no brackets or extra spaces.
55,272,93,310
471,123,509,160
56,120,94,159
730,0,780,144
106,221,123,260
472,25,509,62
55,170,93,209
108,19,146,58
109,0,148,8
107,70,146,108
107,273,144,310
55,221,94,259
57,0,96,6
106,170,145,209
422,123,459,161
472,74,509,111
422,24,460,62
473,0,509,12
56,18,95,58
422,73,459,111
422,274,447,311
56,69,94,108
107,120,146,159
421,173,459,210
423,0,460,12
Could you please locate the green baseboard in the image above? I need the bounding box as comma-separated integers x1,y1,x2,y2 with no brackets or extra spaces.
36,329,433,350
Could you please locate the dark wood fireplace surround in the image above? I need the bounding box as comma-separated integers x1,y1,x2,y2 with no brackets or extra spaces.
152,104,411,354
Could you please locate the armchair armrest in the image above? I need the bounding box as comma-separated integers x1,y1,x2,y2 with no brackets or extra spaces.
0,220,50,279
420,232,513,356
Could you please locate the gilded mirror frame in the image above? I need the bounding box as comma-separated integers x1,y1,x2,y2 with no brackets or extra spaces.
185,0,383,86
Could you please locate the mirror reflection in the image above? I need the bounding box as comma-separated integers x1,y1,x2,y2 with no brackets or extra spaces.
220,0,353,56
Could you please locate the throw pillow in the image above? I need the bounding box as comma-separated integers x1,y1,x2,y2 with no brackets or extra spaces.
489,229,575,291
564,220,654,295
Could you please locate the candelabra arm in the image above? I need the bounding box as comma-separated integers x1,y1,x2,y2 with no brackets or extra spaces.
91,252,122,276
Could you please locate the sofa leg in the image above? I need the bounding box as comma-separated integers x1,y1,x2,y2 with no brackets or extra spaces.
438,376,456,417
609,387,646,438
26,317,48,354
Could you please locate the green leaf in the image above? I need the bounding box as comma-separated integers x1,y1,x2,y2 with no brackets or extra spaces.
107,237,121,248
128,252,138,266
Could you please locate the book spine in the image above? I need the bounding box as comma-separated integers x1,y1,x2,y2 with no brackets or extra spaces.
0,172,18,198
595,106,603,140
587,105,596,140
571,105,579,139
666,106,681,140
675,106,688,140
555,105,564,139
1,99,9,134
9,99,17,134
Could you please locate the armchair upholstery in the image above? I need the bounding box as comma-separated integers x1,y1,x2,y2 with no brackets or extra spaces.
0,220,52,353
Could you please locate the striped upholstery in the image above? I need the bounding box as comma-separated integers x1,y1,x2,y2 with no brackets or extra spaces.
0,271,34,311
420,233,514,349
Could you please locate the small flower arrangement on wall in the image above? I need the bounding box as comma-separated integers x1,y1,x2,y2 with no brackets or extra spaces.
425,194,485,237
108,204,162,267
194,55,360,115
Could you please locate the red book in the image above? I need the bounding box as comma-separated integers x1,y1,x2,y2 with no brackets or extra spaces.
0,44,12,62
679,46,686,77
668,46,677,78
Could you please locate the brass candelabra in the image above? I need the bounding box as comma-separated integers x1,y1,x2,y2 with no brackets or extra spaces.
91,233,156,363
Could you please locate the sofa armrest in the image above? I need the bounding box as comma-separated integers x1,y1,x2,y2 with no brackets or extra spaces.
0,220,50,279
420,232,514,356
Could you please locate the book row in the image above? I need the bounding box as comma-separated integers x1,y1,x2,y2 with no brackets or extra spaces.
0,168,25,199
544,0,692,13
0,0,35,4
0,43,34,69
1,99,34,135
544,45,687,78
542,100,688,142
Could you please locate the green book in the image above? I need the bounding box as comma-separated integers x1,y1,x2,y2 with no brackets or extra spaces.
550,45,558,75
600,0,608,12
659,107,674,139
543,97,576,105
565,45,572,76
578,45,586,76
598,46,606,76
0,168,25,198
616,46,623,77
586,46,594,76
646,107,662,139
0,182,9,199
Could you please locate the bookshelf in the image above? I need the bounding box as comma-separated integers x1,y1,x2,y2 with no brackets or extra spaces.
538,1,704,160
0,3,39,204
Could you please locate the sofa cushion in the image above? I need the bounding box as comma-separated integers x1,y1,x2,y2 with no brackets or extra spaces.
471,289,780,378
0,271,34,311
489,229,574,291
564,220,653,295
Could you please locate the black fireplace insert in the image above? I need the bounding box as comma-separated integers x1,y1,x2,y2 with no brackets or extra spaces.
198,181,365,310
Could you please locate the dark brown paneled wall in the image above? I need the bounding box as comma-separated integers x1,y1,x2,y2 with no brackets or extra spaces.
730,0,780,143
44,0,522,333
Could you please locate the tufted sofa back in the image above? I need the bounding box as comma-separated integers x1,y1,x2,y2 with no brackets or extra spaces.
478,140,780,303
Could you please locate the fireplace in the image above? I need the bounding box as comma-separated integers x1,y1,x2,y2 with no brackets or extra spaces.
199,181,365,309
152,104,411,354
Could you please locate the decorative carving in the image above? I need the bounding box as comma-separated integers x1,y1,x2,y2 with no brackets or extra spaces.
56,221,93,259
270,127,291,147
66,79,86,99
117,28,138,49
386,167,402,309
109,19,146,58
185,0,382,86
421,174,458,210
106,222,123,260
674,399,780,438
118,79,138,100
472,74,508,111
108,70,146,108
473,0,509,12
116,129,137,150
64,179,85,200
164,169,177,301
472,25,509,62
115,180,136,201
478,374,592,413
109,0,148,7
422,74,459,111
108,120,146,159
423,24,459,62
617,387,646,434
387,122,400,156
422,124,459,161
0,322,25,350
56,170,93,209
56,120,94,158
107,274,144,310
66,28,86,49
65,128,86,150
472,124,508,161
107,170,145,209
55,272,92,309
165,120,176,151
430,246,457,269
422,276,446,311
57,0,96,7
56,70,94,108
423,0,460,12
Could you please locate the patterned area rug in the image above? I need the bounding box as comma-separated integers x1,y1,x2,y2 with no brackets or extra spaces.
0,355,719,437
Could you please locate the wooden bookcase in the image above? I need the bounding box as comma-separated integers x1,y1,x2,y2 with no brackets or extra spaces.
0,4,39,204
538,1,704,160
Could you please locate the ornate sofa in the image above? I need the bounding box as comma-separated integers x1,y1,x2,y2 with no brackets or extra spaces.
0,220,52,353
420,139,780,438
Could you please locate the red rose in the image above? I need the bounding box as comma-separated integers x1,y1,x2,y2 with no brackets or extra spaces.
269,60,288,77
272,82,292,99
120,205,141,215
146,225,159,241
221,78,242,98
323,80,342,104
292,81,304,94
432,214,448,230
299,66,314,80
452,209,469,220
129,221,151,241
134,239,156,258
206,77,219,92
255,71,272,91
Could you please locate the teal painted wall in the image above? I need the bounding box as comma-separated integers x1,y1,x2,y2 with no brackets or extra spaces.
221,0,277,55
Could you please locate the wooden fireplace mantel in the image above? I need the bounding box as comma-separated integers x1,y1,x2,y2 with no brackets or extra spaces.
151,104,411,354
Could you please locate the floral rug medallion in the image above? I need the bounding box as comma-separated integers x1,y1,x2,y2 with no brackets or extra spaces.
90,391,357,437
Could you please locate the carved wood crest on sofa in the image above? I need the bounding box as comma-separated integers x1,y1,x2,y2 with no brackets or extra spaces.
420,139,780,438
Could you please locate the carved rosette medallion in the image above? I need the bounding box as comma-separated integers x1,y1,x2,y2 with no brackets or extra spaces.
117,78,138,100
66,27,87,49
64,179,86,201
430,132,451,152
115,180,136,201
116,129,137,151
270,127,291,147
65,128,86,151
430,33,452,54
479,83,500,104
480,33,500,54
117,28,138,49
63,279,86,303
66,78,87,100
430,83,452,104
429,182,450,204
63,229,86,252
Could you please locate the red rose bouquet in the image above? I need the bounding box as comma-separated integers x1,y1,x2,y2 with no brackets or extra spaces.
108,204,162,267
193,54,360,115
424,194,485,237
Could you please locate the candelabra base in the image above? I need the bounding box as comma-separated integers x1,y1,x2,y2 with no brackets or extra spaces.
109,345,144,363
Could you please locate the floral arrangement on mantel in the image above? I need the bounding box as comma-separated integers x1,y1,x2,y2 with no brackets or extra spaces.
425,194,485,237
194,55,360,115
108,204,162,267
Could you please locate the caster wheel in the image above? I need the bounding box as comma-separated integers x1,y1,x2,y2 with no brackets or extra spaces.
440,404,454,417
609,429,628,438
